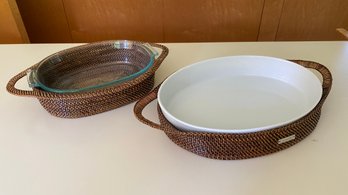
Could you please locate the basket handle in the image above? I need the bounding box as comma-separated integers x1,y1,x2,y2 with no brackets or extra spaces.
134,84,162,130
148,43,169,73
133,43,168,127
6,68,37,97
290,60,332,101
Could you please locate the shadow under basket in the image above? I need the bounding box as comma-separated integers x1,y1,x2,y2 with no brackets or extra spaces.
134,60,332,160
7,41,169,118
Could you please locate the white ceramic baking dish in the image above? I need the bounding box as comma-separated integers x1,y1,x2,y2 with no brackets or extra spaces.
157,56,322,133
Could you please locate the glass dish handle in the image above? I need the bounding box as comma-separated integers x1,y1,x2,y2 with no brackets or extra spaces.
143,43,159,56
26,68,40,88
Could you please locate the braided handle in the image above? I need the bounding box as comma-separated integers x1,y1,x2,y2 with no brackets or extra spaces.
290,60,332,102
6,67,37,97
132,43,168,129
133,85,161,130
148,43,169,74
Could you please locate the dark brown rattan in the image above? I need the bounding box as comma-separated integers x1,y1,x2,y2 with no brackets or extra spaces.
7,41,168,118
134,60,332,160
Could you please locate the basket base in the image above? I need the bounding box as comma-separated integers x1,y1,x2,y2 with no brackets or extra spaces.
159,107,321,160
38,75,155,118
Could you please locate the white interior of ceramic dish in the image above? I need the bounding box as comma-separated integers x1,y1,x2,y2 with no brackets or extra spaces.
158,56,323,133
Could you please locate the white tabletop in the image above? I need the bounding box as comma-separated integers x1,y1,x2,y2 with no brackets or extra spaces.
1,42,347,195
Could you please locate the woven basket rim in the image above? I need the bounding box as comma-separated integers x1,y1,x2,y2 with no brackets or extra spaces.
135,59,332,136
7,41,169,100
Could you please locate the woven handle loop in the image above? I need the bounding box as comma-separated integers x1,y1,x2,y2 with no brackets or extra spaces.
148,43,169,74
6,68,37,97
133,85,161,130
290,60,332,101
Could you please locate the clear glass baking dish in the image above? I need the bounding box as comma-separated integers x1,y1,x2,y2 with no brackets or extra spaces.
27,40,157,93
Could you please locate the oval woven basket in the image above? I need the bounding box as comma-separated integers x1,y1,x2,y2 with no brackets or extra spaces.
7,41,169,118
134,60,332,160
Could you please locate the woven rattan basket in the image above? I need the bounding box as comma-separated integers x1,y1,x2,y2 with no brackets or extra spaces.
7,41,168,118
134,60,332,160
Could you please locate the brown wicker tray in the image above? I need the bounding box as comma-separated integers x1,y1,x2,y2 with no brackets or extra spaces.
134,60,332,160
7,41,168,118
